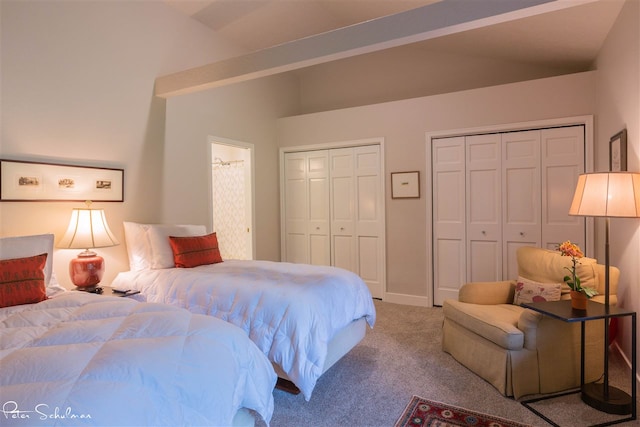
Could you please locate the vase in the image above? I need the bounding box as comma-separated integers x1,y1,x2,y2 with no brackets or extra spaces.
570,290,588,310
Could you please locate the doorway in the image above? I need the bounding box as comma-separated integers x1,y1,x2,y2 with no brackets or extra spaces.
210,137,254,260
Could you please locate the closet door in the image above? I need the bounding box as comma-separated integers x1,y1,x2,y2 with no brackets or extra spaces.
541,127,585,250
330,148,356,272
502,131,541,280
432,137,466,306
353,145,384,299
466,134,502,282
283,151,330,265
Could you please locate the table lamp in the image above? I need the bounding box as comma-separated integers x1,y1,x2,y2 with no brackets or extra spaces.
58,201,119,288
569,171,640,414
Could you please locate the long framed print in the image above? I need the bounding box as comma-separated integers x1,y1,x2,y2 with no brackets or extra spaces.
609,129,627,172
391,171,420,199
0,159,124,202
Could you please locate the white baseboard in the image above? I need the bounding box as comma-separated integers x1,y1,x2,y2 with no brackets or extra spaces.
611,341,640,385
383,292,430,307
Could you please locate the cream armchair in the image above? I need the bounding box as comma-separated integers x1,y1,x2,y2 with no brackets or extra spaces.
442,246,619,399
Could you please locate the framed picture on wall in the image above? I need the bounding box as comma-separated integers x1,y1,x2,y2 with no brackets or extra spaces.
609,129,627,172
391,171,420,199
0,159,124,202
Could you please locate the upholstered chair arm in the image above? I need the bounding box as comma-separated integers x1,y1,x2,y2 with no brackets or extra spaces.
591,264,620,306
458,280,516,304
518,309,544,350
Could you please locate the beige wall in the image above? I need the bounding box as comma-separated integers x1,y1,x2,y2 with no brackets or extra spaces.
163,75,299,261
296,44,580,115
0,0,244,288
594,0,640,375
278,71,597,303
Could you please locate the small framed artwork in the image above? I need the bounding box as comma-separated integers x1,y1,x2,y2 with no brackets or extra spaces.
0,159,124,202
609,129,627,172
391,171,420,199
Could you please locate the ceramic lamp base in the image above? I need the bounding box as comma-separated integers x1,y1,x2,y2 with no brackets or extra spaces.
70,250,104,288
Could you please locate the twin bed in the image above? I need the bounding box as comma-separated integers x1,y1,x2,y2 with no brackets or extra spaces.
1,225,376,426
0,234,275,426
112,222,376,401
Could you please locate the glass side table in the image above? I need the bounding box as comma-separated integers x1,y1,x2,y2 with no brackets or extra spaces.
521,300,636,427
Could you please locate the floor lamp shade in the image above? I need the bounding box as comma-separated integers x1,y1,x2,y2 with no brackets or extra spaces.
569,172,640,218
58,207,119,288
568,171,640,415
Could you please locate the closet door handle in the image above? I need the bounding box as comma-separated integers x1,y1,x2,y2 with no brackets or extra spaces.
520,232,525,236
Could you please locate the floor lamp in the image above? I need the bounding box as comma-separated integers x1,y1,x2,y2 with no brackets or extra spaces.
569,171,640,414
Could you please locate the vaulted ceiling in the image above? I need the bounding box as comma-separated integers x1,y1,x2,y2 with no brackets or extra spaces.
160,0,625,105
166,0,623,68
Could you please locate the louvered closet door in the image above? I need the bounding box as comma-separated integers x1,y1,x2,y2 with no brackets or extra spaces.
432,137,466,306
466,134,502,282
541,127,585,250
502,131,541,280
283,151,330,265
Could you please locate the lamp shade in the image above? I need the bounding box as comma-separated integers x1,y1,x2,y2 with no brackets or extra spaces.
569,172,640,218
58,208,119,249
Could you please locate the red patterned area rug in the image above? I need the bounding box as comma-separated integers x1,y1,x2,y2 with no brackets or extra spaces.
394,396,532,427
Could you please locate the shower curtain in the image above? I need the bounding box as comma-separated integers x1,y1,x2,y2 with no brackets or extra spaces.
212,161,247,259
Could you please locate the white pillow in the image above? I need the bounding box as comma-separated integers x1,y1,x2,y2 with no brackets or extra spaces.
146,224,207,269
513,276,562,305
0,234,66,297
123,222,153,271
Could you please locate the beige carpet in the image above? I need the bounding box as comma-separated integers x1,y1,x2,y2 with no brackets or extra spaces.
267,300,638,427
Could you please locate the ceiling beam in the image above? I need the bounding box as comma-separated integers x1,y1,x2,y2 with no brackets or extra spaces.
155,0,594,98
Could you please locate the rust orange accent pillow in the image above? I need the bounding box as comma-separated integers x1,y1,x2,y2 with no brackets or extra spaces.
168,233,223,268
0,253,48,308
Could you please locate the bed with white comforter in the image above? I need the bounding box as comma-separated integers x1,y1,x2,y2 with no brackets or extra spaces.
0,292,276,427
113,259,376,401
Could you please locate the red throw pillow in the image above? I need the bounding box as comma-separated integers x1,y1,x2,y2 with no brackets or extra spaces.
0,253,48,308
168,233,223,268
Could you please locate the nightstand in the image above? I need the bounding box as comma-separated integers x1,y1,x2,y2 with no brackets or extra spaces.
75,285,141,298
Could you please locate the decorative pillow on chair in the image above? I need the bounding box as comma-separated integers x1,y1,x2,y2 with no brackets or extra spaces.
513,276,562,305
0,253,48,308
169,233,223,268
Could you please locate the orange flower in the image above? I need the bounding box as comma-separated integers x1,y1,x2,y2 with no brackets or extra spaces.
558,241,584,259
557,240,597,298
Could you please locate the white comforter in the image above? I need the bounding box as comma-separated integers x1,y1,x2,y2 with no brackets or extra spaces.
112,260,376,400
0,292,276,426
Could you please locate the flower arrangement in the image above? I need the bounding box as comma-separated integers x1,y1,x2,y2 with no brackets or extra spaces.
557,241,598,298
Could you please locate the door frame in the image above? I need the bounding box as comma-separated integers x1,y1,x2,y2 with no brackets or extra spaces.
425,115,594,307
208,135,256,260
